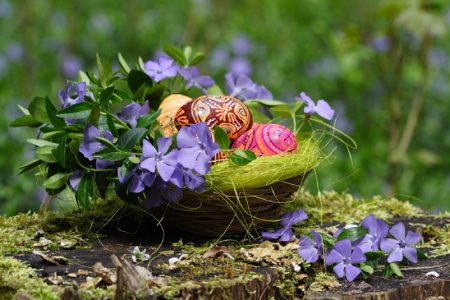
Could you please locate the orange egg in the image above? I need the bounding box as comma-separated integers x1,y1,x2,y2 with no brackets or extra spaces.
157,94,192,137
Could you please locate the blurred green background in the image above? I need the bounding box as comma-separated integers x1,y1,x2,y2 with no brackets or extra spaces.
2,0,450,215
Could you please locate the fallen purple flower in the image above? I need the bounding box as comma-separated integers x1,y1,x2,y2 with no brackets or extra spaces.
298,231,323,263
326,239,366,282
380,222,422,263
262,209,308,242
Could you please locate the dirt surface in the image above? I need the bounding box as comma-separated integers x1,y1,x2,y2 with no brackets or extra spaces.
14,216,450,299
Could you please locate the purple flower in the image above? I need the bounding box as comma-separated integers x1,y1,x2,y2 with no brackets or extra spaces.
255,85,273,100
118,163,156,194
262,210,308,242
169,163,206,191
225,72,259,100
229,57,253,77
140,138,179,182
357,214,389,253
144,178,183,208
298,231,323,263
295,92,335,120
69,169,85,191
59,80,87,109
380,222,422,263
117,101,149,128
144,57,178,82
326,239,367,282
79,124,114,161
231,34,253,56
179,66,214,94
176,123,220,175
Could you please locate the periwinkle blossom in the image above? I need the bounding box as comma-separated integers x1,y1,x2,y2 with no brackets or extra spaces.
59,80,87,109
298,231,323,263
177,123,220,175
225,72,259,100
380,222,422,263
169,162,206,191
79,124,114,161
356,214,389,253
140,138,179,182
261,210,308,242
325,239,366,282
179,66,214,94
118,163,156,194
118,101,149,128
144,56,178,82
144,178,183,209
295,92,335,121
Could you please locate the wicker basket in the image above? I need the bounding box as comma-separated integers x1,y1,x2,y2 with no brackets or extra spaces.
152,171,311,237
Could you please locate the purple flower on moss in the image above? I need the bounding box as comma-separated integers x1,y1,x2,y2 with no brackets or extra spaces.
357,214,389,253
298,231,323,263
225,72,258,100
177,123,220,175
326,239,366,282
262,210,308,242
144,57,178,82
118,101,149,128
79,124,113,161
140,138,178,182
380,222,422,263
179,66,214,94
295,92,335,121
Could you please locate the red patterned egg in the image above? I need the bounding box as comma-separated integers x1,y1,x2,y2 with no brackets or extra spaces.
158,94,192,137
174,94,253,142
232,123,297,157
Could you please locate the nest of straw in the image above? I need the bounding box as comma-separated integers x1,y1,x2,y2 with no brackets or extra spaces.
152,138,323,237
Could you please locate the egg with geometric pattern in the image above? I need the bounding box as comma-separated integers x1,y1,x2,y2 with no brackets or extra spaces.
174,94,253,143
232,123,297,157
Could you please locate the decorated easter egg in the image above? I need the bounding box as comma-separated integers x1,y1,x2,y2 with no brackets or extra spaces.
157,94,192,137
232,123,297,157
174,94,253,142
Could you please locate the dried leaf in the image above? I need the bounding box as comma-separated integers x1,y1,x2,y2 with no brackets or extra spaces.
202,246,230,259
93,262,116,284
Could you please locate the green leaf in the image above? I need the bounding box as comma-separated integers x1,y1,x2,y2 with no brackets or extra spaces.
183,46,192,62
42,130,66,141
43,173,71,189
319,232,335,248
116,128,148,151
364,251,385,261
92,148,129,162
128,156,140,164
57,102,93,119
45,96,66,128
9,115,42,127
88,104,101,128
417,249,428,259
29,97,51,124
383,262,394,278
294,100,303,114
94,137,117,149
188,52,206,66
120,159,137,178
77,172,95,210
270,105,293,119
114,179,139,205
78,71,90,85
207,84,223,95
336,227,368,242
106,114,119,138
103,56,113,84
36,146,58,163
389,262,403,277
127,70,153,94
118,53,131,74
214,126,230,150
69,139,80,155
248,107,272,124
137,109,162,129
163,44,187,66
51,135,68,168
18,159,43,175
359,263,374,274
99,86,115,110
230,149,257,166
96,53,106,88
18,104,30,115
244,99,288,108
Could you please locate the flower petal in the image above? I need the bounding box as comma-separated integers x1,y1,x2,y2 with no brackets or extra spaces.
390,222,406,241
405,231,422,246
345,264,362,282
315,100,335,120
403,247,418,263
387,247,404,263
333,263,346,279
